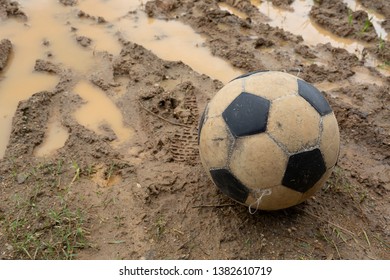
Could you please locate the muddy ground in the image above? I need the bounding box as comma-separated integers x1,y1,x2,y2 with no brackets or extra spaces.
0,0,389,260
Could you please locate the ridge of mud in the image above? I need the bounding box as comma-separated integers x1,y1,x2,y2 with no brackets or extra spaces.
144,0,303,72
327,84,390,155
4,91,53,158
0,38,12,71
308,0,390,68
382,19,390,33
300,43,362,83
270,0,294,10
59,0,78,7
0,0,26,20
358,0,390,19
367,41,390,64
310,0,378,43
34,59,61,74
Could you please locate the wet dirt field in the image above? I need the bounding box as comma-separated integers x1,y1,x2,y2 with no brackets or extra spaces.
0,0,389,259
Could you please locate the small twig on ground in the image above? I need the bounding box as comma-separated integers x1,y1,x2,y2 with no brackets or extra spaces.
108,240,125,244
180,200,192,224
362,230,371,247
331,239,341,259
173,228,184,235
138,100,191,128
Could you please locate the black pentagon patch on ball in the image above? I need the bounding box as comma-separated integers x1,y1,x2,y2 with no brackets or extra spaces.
230,70,269,82
298,79,332,116
282,148,326,193
222,92,270,137
210,168,249,203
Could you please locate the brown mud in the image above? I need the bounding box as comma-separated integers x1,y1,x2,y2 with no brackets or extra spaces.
0,38,11,70
0,0,26,20
310,0,378,42
0,0,389,260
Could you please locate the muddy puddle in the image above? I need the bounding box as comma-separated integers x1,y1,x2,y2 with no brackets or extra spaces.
114,10,243,82
253,0,383,56
34,115,69,157
0,0,242,158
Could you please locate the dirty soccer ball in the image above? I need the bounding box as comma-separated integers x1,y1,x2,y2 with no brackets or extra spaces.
198,71,340,210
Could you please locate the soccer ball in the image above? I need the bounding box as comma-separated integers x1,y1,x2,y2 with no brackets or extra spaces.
198,71,340,210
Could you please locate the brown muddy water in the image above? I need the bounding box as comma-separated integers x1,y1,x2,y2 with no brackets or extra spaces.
0,0,388,158
252,0,388,56
0,0,241,158
73,80,134,146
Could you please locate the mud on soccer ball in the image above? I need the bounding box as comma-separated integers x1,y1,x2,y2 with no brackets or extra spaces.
198,71,340,211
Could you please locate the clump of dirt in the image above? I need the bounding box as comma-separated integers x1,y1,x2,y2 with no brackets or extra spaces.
220,0,265,18
77,9,106,23
367,40,390,64
300,43,361,83
0,0,26,20
59,0,77,6
326,84,390,155
294,44,317,59
310,0,378,43
0,38,12,71
358,0,390,34
34,59,61,74
358,0,390,19
4,92,52,158
76,36,92,48
382,19,390,33
271,0,294,10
